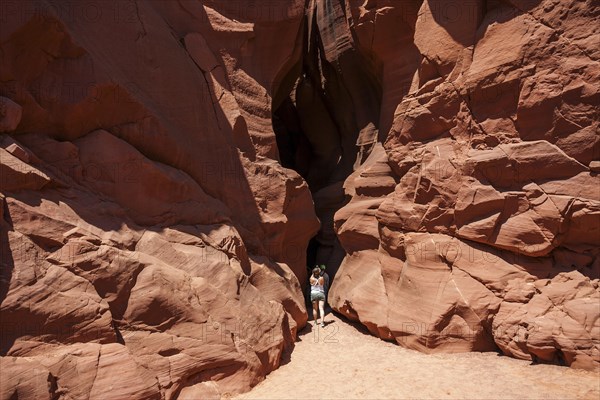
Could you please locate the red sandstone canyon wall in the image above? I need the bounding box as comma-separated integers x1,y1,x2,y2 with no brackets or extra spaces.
328,0,600,370
1,0,599,398
1,1,319,398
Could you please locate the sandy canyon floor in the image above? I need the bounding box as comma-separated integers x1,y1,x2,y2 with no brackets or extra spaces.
232,313,599,400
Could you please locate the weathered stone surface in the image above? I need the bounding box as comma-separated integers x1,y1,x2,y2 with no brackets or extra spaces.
330,0,600,370
0,147,51,192
1,1,599,398
0,97,22,132
1,0,317,398
2,343,161,400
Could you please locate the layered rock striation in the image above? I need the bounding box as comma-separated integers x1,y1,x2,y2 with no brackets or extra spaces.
1,1,318,398
1,0,599,398
328,0,600,370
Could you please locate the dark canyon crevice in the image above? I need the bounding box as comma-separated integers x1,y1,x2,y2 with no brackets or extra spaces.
273,0,383,283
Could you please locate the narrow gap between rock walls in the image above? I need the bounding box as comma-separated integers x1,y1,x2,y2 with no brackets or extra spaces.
271,2,382,292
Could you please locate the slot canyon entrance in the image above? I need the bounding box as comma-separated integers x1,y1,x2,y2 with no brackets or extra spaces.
271,6,382,286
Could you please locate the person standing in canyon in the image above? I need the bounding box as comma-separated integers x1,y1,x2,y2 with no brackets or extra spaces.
310,267,326,327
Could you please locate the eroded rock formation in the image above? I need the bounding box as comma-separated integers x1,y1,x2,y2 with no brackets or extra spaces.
1,1,318,398
272,0,383,279
1,0,599,398
328,0,600,370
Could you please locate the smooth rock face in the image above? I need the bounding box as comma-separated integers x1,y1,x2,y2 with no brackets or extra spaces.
329,0,600,370
1,1,317,398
